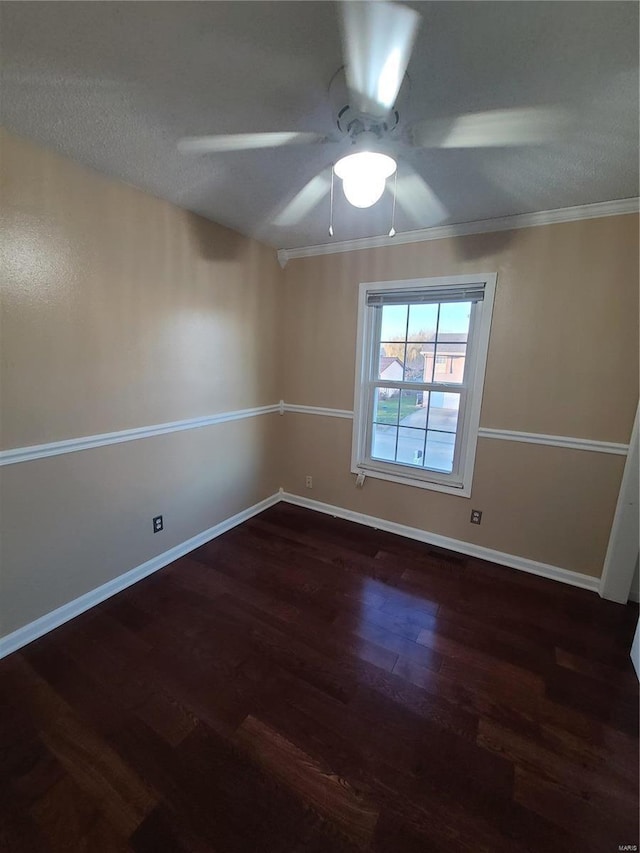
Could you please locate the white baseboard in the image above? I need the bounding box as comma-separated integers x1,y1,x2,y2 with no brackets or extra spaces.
1,487,608,659
280,491,601,593
0,492,281,659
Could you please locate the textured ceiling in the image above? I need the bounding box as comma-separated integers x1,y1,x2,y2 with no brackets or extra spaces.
1,1,638,249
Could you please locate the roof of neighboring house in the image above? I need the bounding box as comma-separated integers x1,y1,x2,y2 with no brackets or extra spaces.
379,356,404,371
425,333,467,343
420,332,467,356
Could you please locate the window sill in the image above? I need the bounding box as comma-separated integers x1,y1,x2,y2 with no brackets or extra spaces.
352,462,472,497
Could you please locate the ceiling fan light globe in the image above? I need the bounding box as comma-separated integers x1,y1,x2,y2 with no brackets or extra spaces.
334,150,397,180
342,174,386,208
334,151,396,208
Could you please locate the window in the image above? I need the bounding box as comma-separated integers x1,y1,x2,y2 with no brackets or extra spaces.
351,274,497,496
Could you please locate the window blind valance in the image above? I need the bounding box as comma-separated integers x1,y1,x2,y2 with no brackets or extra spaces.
366,284,485,307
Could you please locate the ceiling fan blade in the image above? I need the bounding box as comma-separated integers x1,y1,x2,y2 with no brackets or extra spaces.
272,172,331,227
394,169,448,226
178,132,325,154
339,0,421,118
410,107,568,149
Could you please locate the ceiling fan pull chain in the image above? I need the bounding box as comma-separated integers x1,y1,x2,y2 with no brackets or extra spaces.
329,165,335,237
388,167,398,237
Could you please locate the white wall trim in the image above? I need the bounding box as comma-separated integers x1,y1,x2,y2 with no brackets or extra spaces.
283,403,354,420
277,197,639,266
1,485,608,659
0,492,281,659
631,620,640,681
2,403,628,466
477,427,629,456
280,491,600,593
599,403,639,603
0,404,281,467
283,404,629,456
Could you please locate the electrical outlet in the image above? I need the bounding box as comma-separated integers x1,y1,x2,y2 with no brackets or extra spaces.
153,515,163,533
305,475,313,489
470,509,482,525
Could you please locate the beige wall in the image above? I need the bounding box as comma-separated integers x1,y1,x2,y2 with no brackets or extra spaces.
0,130,282,635
1,131,281,448
281,215,639,577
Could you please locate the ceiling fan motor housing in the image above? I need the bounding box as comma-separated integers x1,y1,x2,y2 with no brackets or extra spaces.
336,104,399,138
328,67,409,142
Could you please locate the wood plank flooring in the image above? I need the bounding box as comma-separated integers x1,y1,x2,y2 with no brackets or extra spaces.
1,502,638,852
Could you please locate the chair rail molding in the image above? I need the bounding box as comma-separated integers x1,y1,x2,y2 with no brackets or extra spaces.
3,402,629,465
0,404,281,466
282,404,630,455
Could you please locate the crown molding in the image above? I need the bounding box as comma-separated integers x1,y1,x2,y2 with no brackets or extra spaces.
276,197,639,267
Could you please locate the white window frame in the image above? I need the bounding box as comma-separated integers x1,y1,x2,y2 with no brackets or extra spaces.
351,273,497,498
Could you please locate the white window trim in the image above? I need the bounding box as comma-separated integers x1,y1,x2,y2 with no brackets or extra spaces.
351,273,497,498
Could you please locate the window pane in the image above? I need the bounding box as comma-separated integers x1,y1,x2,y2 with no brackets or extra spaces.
421,343,435,383
380,305,407,341
438,302,471,339
424,430,456,473
407,304,438,341
433,344,466,384
372,423,397,462
358,282,492,490
399,388,427,429
403,343,425,382
378,346,406,381
397,427,426,465
427,392,460,434
435,302,469,385
374,387,400,424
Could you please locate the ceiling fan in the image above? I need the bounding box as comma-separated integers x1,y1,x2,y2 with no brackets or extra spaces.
178,1,565,233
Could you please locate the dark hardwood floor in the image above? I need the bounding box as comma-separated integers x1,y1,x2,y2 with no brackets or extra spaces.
1,502,638,852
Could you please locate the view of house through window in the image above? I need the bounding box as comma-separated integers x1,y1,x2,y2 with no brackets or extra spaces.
373,300,471,474
352,275,496,495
